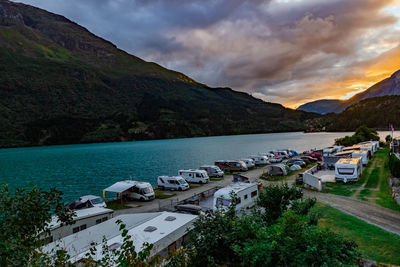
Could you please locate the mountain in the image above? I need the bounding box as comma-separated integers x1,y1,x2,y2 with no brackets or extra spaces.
0,0,319,148
297,70,400,114
328,96,400,131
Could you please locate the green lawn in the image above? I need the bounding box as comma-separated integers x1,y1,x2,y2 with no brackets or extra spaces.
154,191,176,199
313,203,400,265
105,199,131,210
322,149,400,211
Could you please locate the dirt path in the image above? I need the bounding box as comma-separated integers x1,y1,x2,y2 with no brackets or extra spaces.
304,191,400,236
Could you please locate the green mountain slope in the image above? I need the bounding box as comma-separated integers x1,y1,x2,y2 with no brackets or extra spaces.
0,0,318,147
328,96,400,131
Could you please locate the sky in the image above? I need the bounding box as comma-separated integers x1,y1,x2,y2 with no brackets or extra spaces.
14,0,400,108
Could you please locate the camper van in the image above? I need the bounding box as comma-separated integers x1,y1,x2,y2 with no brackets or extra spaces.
199,165,224,177
79,195,106,208
214,160,248,172
240,159,255,169
249,155,269,166
335,158,363,183
259,153,282,163
213,182,259,212
157,176,189,191
178,169,209,183
352,150,369,165
270,150,290,159
103,180,155,201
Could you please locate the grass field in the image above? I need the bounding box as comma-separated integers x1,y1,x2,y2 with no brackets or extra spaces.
322,148,400,211
105,199,131,210
313,203,400,265
154,190,176,199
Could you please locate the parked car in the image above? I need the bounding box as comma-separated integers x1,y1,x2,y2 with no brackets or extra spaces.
287,158,306,168
249,155,269,166
301,156,318,163
79,195,107,208
306,152,322,161
199,165,224,177
178,169,210,183
260,153,282,163
157,176,189,191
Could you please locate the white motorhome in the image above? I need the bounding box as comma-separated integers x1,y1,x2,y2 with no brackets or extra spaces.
240,159,255,169
259,153,282,163
157,176,189,191
271,150,290,159
213,182,259,213
79,195,106,208
335,158,363,183
44,207,114,243
199,165,224,177
352,150,369,165
178,169,209,184
103,180,155,201
249,155,269,165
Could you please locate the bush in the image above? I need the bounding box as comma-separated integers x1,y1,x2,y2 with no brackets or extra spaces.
389,152,400,177
335,126,379,146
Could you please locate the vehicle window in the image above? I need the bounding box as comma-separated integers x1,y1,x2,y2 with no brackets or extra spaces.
96,219,102,224
102,217,108,222
73,227,79,233
337,168,354,175
244,194,248,199
178,179,186,184
251,190,258,198
196,173,200,178
168,180,174,184
216,198,231,207
236,197,241,204
91,198,103,205
160,178,165,183
141,187,152,194
189,173,192,177
80,224,87,231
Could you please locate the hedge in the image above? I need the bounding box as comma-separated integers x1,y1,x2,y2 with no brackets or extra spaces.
389,152,400,177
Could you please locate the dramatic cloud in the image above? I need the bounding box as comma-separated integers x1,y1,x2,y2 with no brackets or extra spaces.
14,0,400,107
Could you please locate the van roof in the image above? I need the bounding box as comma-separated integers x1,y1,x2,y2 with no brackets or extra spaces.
337,158,361,164
214,182,258,198
178,169,207,173
158,176,184,180
200,165,218,168
49,207,113,230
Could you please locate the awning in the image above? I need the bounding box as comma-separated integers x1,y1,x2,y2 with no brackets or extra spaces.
103,181,135,193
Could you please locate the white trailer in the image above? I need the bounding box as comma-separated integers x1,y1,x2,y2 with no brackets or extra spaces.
352,150,369,165
157,176,189,191
249,155,269,165
45,207,114,243
240,159,255,169
335,158,363,183
323,147,337,157
213,182,259,213
178,169,209,184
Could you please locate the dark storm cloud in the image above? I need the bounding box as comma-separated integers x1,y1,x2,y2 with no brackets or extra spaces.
14,0,400,106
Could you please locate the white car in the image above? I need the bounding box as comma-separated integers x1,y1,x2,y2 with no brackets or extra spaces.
79,195,106,208
158,176,189,191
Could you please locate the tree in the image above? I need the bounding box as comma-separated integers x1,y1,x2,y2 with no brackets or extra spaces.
0,184,74,266
168,184,359,267
335,126,379,146
386,135,392,143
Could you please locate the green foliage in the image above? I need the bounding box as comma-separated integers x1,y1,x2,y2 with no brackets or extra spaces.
334,126,379,146
0,184,74,266
170,184,359,267
389,152,400,177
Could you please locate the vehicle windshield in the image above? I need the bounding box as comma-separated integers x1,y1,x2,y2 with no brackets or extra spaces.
214,167,222,172
141,187,153,194
90,198,103,205
337,168,354,175
216,197,231,207
177,179,186,184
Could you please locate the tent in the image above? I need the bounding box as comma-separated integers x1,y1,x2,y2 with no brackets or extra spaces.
290,165,302,171
266,164,287,176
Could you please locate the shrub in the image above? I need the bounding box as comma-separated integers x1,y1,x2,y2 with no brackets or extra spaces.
389,152,400,177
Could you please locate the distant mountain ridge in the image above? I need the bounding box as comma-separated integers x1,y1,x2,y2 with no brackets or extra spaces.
0,0,319,148
297,70,400,114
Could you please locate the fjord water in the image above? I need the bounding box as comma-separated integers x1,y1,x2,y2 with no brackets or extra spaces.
0,131,392,202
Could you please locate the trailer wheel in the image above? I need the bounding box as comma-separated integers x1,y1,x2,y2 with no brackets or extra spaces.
178,187,182,191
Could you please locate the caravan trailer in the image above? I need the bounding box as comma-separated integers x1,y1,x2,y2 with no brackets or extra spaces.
213,182,259,212
323,147,337,157
249,155,269,166
335,158,363,183
239,159,256,169
178,169,210,183
215,160,248,172
352,150,369,165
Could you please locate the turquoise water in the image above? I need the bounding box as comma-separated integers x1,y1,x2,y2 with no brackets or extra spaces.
0,131,390,202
